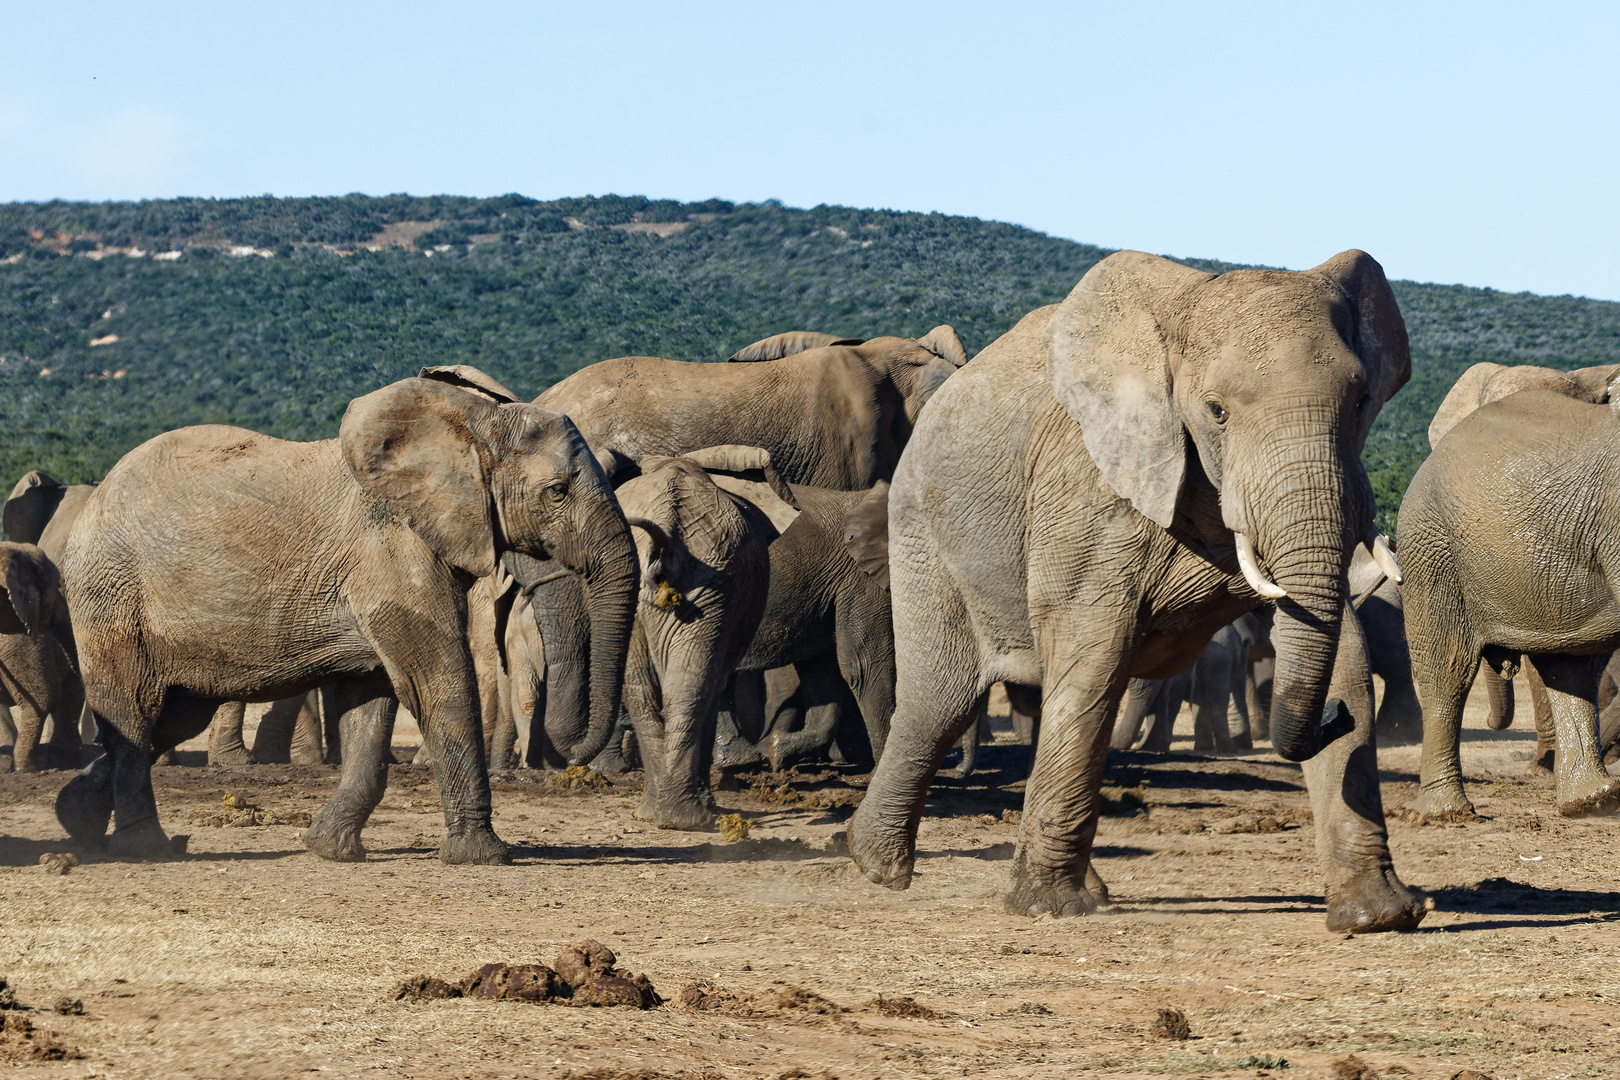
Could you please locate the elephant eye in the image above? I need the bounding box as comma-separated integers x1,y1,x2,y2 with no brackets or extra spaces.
544,479,568,499
1206,400,1228,424
1356,393,1372,413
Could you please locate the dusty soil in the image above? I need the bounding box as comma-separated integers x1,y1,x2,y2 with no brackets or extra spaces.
1,675,1615,1080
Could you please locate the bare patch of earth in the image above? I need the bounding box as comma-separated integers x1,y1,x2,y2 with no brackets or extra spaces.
0,676,1613,1078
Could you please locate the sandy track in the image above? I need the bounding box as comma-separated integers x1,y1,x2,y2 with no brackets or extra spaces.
0,676,1615,1079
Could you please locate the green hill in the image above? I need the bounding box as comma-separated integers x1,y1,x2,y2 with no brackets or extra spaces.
4,193,1619,534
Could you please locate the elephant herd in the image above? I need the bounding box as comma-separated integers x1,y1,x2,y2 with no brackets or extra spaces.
3,247,1617,935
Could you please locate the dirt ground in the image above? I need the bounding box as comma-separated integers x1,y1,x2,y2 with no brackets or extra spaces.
1,675,1615,1080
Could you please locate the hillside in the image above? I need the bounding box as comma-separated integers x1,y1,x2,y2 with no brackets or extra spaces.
4,193,1620,533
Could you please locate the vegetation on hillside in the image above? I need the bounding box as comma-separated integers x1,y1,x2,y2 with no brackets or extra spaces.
3,193,1618,534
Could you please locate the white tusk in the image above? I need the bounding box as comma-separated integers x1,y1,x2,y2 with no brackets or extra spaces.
1234,533,1288,600
1367,531,1403,585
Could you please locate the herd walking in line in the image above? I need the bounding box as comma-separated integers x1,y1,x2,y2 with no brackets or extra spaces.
4,248,1618,935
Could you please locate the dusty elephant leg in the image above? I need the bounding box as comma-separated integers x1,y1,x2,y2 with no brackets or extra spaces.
1529,653,1620,816
104,695,217,858
1527,660,1556,776
1141,674,1184,754
208,701,250,766
1191,658,1237,755
847,586,984,890
712,671,766,769
1302,602,1428,933
250,696,299,763
289,692,325,765
768,655,848,772
1001,616,1133,919
1084,861,1110,907
0,702,15,754
1411,639,1481,820
1111,679,1155,751
10,702,46,773
306,679,397,862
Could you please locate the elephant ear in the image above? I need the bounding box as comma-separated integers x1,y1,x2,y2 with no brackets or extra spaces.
729,331,864,363
1045,251,1214,529
418,365,522,404
4,471,68,545
916,325,968,367
842,481,890,589
678,445,801,534
1311,250,1411,411
2,543,58,637
340,378,499,577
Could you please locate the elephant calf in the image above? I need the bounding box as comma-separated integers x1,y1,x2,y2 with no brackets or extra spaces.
617,447,795,830
0,543,85,773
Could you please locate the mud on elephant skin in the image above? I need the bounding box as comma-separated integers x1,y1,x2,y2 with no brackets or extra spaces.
54,364,638,863
612,447,794,830
0,543,85,773
1400,388,1620,820
847,250,1429,934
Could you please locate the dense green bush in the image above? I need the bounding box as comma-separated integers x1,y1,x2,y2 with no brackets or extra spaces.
3,194,1617,536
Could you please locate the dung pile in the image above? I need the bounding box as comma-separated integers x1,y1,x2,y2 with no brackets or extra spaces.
188,792,311,828
0,1014,83,1063
549,766,613,793
394,940,659,1008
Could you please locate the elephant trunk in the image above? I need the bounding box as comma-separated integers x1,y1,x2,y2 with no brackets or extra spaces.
1238,428,1362,763
554,506,639,766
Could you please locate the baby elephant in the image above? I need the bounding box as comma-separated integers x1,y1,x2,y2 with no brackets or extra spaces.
619,447,799,830
0,543,85,772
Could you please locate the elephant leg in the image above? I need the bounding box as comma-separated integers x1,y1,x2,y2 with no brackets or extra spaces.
835,596,896,764
207,701,250,766
105,695,218,858
55,734,114,848
713,670,766,769
768,654,846,772
1250,655,1274,742
847,583,985,890
1600,697,1620,765
1301,600,1428,933
1228,644,1253,750
289,692,325,765
11,701,46,773
1191,647,1237,755
1482,657,1514,730
306,679,397,862
954,703,992,778
251,696,300,763
1002,615,1134,918
1527,660,1556,776
0,702,15,753
638,636,732,832
1111,679,1155,751
1411,631,1481,819
1141,674,1184,754
1528,653,1620,816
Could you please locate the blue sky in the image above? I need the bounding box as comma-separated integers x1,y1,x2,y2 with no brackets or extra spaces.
3,1,1617,299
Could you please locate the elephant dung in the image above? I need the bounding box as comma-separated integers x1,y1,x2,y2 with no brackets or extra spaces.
1149,1007,1191,1040
553,939,616,988
460,963,556,1003
37,852,78,875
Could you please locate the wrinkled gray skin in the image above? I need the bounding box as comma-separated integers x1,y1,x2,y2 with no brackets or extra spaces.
617,450,788,830
713,481,896,772
530,326,967,771
848,250,1430,934
1400,388,1620,819
206,692,333,766
55,367,638,862
1345,546,1423,744
1113,618,1256,753
1426,361,1620,450
0,543,84,773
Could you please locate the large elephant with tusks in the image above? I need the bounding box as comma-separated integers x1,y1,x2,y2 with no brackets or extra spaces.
847,250,1430,934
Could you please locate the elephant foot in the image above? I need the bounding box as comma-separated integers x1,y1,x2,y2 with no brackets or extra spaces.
305,811,367,862
1555,774,1620,818
55,757,115,849
14,754,41,774
845,807,914,890
289,748,325,767
589,740,630,776
107,818,178,860
1525,753,1555,779
439,828,512,865
1324,868,1431,933
713,735,764,770
1085,863,1111,908
653,803,719,833
1411,783,1476,821
767,731,824,773
209,745,252,767
1004,866,1100,919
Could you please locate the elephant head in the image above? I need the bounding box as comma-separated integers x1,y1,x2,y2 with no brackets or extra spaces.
0,542,69,640
341,368,639,766
730,325,969,424
4,472,69,545
1046,250,1410,761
